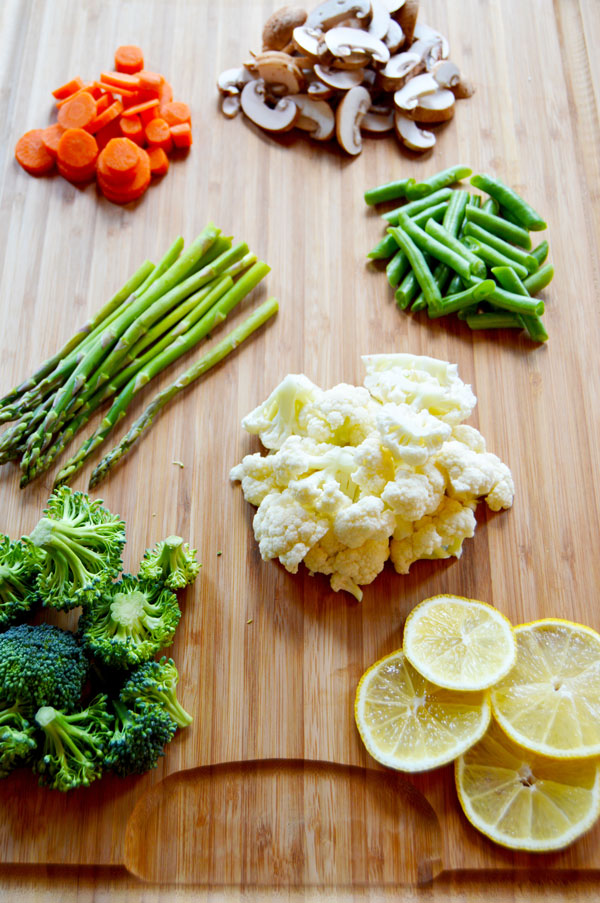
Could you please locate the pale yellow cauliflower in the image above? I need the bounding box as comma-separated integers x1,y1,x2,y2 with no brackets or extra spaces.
231,356,514,601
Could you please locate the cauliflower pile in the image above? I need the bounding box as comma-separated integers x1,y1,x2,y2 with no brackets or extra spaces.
230,354,514,601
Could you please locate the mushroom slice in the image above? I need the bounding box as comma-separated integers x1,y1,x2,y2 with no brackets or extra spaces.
452,78,475,100
393,72,438,110
361,109,394,132
306,75,336,99
406,87,455,122
262,6,308,51
325,26,390,65
314,62,365,90
413,22,450,59
381,0,406,11
383,19,404,53
240,79,300,131
292,25,327,60
368,0,392,40
291,94,335,139
335,84,371,154
306,0,370,30
396,0,419,44
221,94,242,118
217,67,253,94
432,59,461,88
255,51,305,93
380,51,422,89
394,111,435,151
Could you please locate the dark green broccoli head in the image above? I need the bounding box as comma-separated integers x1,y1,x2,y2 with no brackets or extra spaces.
139,535,200,590
120,657,193,729
0,698,37,777
34,694,113,791
78,574,181,670
0,535,39,629
26,487,126,610
104,699,177,777
0,623,88,711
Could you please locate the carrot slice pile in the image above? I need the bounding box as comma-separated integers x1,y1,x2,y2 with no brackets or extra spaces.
14,46,193,203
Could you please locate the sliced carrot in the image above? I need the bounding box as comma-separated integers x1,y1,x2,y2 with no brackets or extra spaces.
95,117,123,150
158,80,173,113
52,77,84,101
114,45,144,75
147,145,169,177
119,114,145,146
121,98,159,118
170,122,192,149
56,83,96,107
95,92,114,115
144,117,172,152
86,100,124,134
56,127,98,181
100,70,141,90
138,70,163,92
95,81,137,98
41,123,66,159
139,106,157,126
57,91,97,130
15,130,56,175
161,101,191,127
98,147,151,203
102,137,140,183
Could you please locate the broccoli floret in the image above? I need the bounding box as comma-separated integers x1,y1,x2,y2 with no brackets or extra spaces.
26,487,126,610
120,657,193,729
0,698,37,777
0,623,87,711
78,574,181,669
104,699,177,777
34,694,113,791
0,535,39,629
139,535,201,590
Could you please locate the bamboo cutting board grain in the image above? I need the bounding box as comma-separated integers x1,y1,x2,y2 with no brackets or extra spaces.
0,0,600,895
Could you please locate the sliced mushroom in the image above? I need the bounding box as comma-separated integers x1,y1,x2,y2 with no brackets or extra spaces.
330,51,370,70
361,109,394,132
314,62,365,90
406,87,455,122
306,0,370,30
395,0,419,44
263,7,308,51
413,22,450,59
335,84,371,153
305,75,337,99
325,26,390,65
254,51,305,93
380,51,422,90
217,67,253,95
381,0,406,11
221,94,242,118
292,25,327,60
368,0,392,40
393,72,438,110
394,111,435,151
452,78,475,100
383,19,404,53
240,79,300,131
290,94,335,138
432,59,461,88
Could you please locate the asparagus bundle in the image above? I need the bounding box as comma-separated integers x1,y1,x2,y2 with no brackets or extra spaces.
0,228,277,489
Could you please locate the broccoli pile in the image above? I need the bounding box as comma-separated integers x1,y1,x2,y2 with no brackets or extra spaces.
0,487,200,791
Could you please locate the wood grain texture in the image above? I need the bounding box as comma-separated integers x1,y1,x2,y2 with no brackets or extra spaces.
0,0,599,895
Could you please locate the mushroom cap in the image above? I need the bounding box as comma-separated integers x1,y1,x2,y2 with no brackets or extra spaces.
432,59,461,88
413,22,450,59
262,6,308,51
314,62,365,90
394,111,436,151
217,67,253,94
393,72,439,110
361,109,394,132
395,0,419,45
240,79,300,131
381,50,422,83
405,87,455,122
306,0,371,31
335,84,371,154
292,24,327,59
325,26,391,65
291,94,335,139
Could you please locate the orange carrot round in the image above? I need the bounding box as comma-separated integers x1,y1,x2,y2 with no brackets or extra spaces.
158,80,173,113
95,117,123,150
87,100,124,134
114,46,144,75
56,128,98,181
119,114,145,146
52,77,84,101
147,146,169,177
41,123,66,159
57,91,97,130
98,147,151,203
95,92,114,116
102,137,140,183
144,117,172,152
161,101,191,127
15,130,56,175
170,122,192,149
138,70,163,92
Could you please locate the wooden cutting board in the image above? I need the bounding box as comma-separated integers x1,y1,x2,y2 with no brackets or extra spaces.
1,0,600,894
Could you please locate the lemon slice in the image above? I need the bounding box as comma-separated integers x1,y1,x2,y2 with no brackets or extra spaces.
403,594,516,691
355,649,491,772
490,619,600,759
456,719,600,851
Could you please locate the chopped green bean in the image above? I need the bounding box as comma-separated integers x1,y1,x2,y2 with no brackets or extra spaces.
498,204,524,228
425,219,488,278
411,202,449,228
412,261,452,311
482,197,500,215
364,178,416,205
491,267,548,342
465,206,532,249
531,240,549,266
386,249,410,288
463,222,538,273
442,190,470,237
387,232,440,308
466,312,523,330
395,271,420,309
367,233,398,260
447,273,465,294
470,173,547,231
411,296,428,312
469,194,482,208
429,279,496,317
523,263,554,295
464,237,529,280
457,304,479,320
405,165,472,200
395,213,473,282
383,188,453,224
485,284,544,315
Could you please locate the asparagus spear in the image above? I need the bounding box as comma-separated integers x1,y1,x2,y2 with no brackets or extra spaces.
89,297,279,488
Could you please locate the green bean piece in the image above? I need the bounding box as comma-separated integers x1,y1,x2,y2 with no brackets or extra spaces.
425,219,487,278
491,267,548,342
457,304,479,320
389,227,442,309
411,296,428,312
469,194,482,208
523,263,554,295
386,249,410,288
463,222,538,273
466,312,523,330
405,165,472,200
367,233,399,260
412,261,452,311
364,178,416,205
470,173,547,231
447,273,465,294
498,204,524,228
485,284,544,315
395,271,420,309
383,188,453,225
443,190,470,238
395,214,473,283
530,240,549,266
429,280,496,317
464,206,532,249
482,197,500,215
411,202,449,228
464,237,529,280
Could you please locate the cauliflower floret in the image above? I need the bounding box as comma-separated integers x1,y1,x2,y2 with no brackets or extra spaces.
252,490,330,573
230,453,278,506
333,496,396,548
451,424,487,452
304,531,390,602
376,403,451,465
435,440,515,511
381,461,445,521
362,353,476,425
270,435,333,485
390,496,477,574
300,383,379,446
241,374,321,450
352,433,396,496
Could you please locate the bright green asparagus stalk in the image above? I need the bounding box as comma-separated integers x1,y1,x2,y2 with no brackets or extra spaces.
89,296,279,489
134,237,183,297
